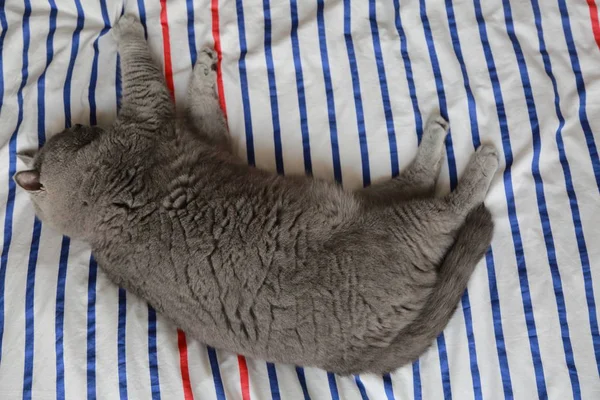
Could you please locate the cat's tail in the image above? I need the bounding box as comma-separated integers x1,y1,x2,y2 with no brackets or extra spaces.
362,204,494,375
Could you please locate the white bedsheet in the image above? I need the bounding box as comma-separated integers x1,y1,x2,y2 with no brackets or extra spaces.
0,0,599,399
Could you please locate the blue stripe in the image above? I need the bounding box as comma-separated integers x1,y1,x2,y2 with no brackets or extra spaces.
86,5,111,396
435,336,451,400
0,0,7,115
382,373,395,400
556,0,600,374
558,2,600,190
443,0,480,148
443,2,495,398
235,0,255,166
289,3,313,392
89,0,111,124
354,375,369,400
136,0,148,39
368,0,398,177
392,3,424,395
353,5,398,397
419,2,459,397
129,4,161,395
55,237,70,400
185,0,197,66
473,0,547,397
0,0,31,362
343,0,370,186
148,307,161,400
442,13,513,400
289,1,315,393
289,0,312,174
87,258,98,400
418,0,457,187
55,4,82,390
63,0,84,128
316,0,342,183
501,0,581,397
327,372,340,400
115,47,128,400
392,0,423,141
118,288,128,400
24,0,59,392
484,250,513,397
295,366,311,400
37,0,57,147
22,219,41,400
266,362,281,400
207,347,226,400
127,5,162,392
262,0,284,174
412,362,421,400
460,293,482,399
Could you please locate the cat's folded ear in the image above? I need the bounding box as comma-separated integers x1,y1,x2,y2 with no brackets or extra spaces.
14,170,43,192
17,150,36,168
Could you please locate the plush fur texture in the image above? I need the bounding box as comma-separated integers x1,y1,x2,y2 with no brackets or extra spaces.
14,15,498,374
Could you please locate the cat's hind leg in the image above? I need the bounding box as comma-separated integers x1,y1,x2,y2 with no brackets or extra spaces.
359,116,448,205
185,48,229,148
114,15,174,127
447,144,499,215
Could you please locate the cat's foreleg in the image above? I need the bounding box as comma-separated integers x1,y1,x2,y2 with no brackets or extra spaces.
359,116,448,205
185,49,229,148
114,15,174,127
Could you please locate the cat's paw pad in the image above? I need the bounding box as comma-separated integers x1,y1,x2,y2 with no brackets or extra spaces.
474,144,499,176
113,15,144,41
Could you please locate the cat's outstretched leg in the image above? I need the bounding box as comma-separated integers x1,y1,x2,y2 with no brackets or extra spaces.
185,48,229,148
114,15,174,127
359,116,448,205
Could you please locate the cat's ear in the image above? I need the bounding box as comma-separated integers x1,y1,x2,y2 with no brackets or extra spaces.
14,170,43,192
17,150,36,168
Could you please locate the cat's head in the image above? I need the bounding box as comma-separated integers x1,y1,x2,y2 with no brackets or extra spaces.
14,124,104,240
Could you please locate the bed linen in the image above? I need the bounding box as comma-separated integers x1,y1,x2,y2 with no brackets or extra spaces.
0,0,599,399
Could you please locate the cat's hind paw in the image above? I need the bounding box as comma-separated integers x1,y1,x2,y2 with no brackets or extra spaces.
473,144,500,177
112,14,145,42
196,48,218,75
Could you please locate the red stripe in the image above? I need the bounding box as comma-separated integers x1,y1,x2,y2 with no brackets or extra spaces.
177,329,194,400
211,0,227,117
210,3,250,399
588,0,600,50
158,2,193,399
237,355,251,400
160,0,175,100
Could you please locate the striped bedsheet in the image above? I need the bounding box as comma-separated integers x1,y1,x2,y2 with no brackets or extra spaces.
1,0,599,398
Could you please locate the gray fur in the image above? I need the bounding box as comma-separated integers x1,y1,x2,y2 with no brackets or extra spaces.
14,15,498,375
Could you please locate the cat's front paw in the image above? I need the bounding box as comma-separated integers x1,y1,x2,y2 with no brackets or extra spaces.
112,14,145,42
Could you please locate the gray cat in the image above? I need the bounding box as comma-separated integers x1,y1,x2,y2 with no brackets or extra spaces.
14,16,498,375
